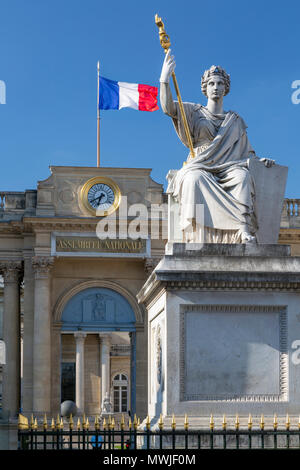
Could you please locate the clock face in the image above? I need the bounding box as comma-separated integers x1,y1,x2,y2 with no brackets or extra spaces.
87,183,115,212
80,177,121,216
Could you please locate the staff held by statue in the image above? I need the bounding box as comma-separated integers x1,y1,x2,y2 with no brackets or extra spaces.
155,14,195,160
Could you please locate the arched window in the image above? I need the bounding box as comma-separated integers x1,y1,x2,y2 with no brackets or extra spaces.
113,373,128,413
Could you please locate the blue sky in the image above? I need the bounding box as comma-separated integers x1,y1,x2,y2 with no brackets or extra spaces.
1,0,300,196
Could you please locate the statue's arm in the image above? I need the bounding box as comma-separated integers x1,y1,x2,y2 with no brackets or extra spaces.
160,82,177,118
159,49,177,118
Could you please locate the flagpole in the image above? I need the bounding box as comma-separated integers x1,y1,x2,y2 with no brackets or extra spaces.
97,60,100,167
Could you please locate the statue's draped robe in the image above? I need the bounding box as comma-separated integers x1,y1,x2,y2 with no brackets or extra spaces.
166,103,258,241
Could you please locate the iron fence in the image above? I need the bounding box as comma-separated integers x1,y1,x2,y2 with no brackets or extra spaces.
17,413,300,450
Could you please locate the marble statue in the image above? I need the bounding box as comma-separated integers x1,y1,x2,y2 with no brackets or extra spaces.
160,50,275,243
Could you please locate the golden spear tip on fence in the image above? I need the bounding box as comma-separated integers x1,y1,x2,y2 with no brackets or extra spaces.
103,417,107,430
171,413,176,430
273,414,278,430
69,414,73,430
51,417,55,430
86,417,90,430
286,414,290,430
248,414,253,431
209,414,214,431
30,414,34,429
34,418,38,430
43,414,48,430
146,415,150,431
222,414,227,430
60,417,64,429
95,415,100,430
133,414,138,430
158,414,164,430
260,414,265,430
77,417,81,430
184,414,189,431
235,414,240,430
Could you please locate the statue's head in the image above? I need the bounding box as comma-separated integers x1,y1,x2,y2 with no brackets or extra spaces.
201,65,230,97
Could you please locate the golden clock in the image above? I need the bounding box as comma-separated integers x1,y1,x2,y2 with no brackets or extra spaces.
80,177,121,216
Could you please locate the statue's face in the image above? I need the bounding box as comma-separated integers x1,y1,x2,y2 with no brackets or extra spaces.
206,75,226,100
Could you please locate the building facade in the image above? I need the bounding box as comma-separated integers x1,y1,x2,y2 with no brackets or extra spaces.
0,166,299,420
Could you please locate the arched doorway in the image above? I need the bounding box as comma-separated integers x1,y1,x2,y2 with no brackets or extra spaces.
60,286,137,415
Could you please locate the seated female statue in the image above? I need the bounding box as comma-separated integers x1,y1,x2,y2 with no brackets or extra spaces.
160,50,274,243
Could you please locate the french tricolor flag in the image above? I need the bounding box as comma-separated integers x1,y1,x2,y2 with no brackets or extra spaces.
99,77,159,112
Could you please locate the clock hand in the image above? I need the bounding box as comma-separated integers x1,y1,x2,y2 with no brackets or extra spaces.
89,193,105,204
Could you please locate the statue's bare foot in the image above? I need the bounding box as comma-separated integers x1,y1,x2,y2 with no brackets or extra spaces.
241,232,256,244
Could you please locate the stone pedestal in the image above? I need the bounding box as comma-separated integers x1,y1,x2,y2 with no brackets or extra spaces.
137,243,300,424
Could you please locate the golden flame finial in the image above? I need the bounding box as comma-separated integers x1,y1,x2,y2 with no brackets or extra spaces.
155,14,171,52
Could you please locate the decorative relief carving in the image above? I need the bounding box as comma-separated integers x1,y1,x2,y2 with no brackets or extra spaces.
155,324,162,385
179,304,288,402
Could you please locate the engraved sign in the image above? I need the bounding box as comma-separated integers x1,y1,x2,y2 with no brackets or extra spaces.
52,233,149,257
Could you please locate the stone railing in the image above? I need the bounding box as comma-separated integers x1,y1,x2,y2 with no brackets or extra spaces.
0,190,37,218
283,199,300,217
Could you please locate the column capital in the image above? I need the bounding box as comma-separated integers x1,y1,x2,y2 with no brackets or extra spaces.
74,331,87,342
0,260,23,283
32,256,54,279
99,333,111,346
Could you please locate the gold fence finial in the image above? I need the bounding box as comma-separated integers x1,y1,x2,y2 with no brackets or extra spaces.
298,415,300,430
128,417,132,430
43,414,48,431
260,414,265,430
51,417,55,430
95,415,100,431
77,417,81,431
146,415,150,431
34,418,38,430
30,414,34,430
286,413,290,430
184,414,189,431
248,414,253,431
86,417,90,430
18,414,29,430
210,414,214,431
82,414,86,430
111,417,115,430
56,414,60,430
171,413,176,431
273,414,278,431
222,414,227,430
69,414,73,431
121,414,125,430
137,417,140,427
158,414,164,431
235,414,240,431
103,417,107,430
133,414,138,430
60,417,64,429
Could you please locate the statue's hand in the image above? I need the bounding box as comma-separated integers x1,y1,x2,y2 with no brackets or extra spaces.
160,48,176,83
259,157,275,168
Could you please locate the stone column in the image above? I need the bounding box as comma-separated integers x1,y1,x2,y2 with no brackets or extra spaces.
99,334,111,410
74,332,87,414
0,261,22,419
22,250,35,414
32,256,54,415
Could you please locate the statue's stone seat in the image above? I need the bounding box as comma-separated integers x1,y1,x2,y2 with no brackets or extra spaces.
167,160,288,243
